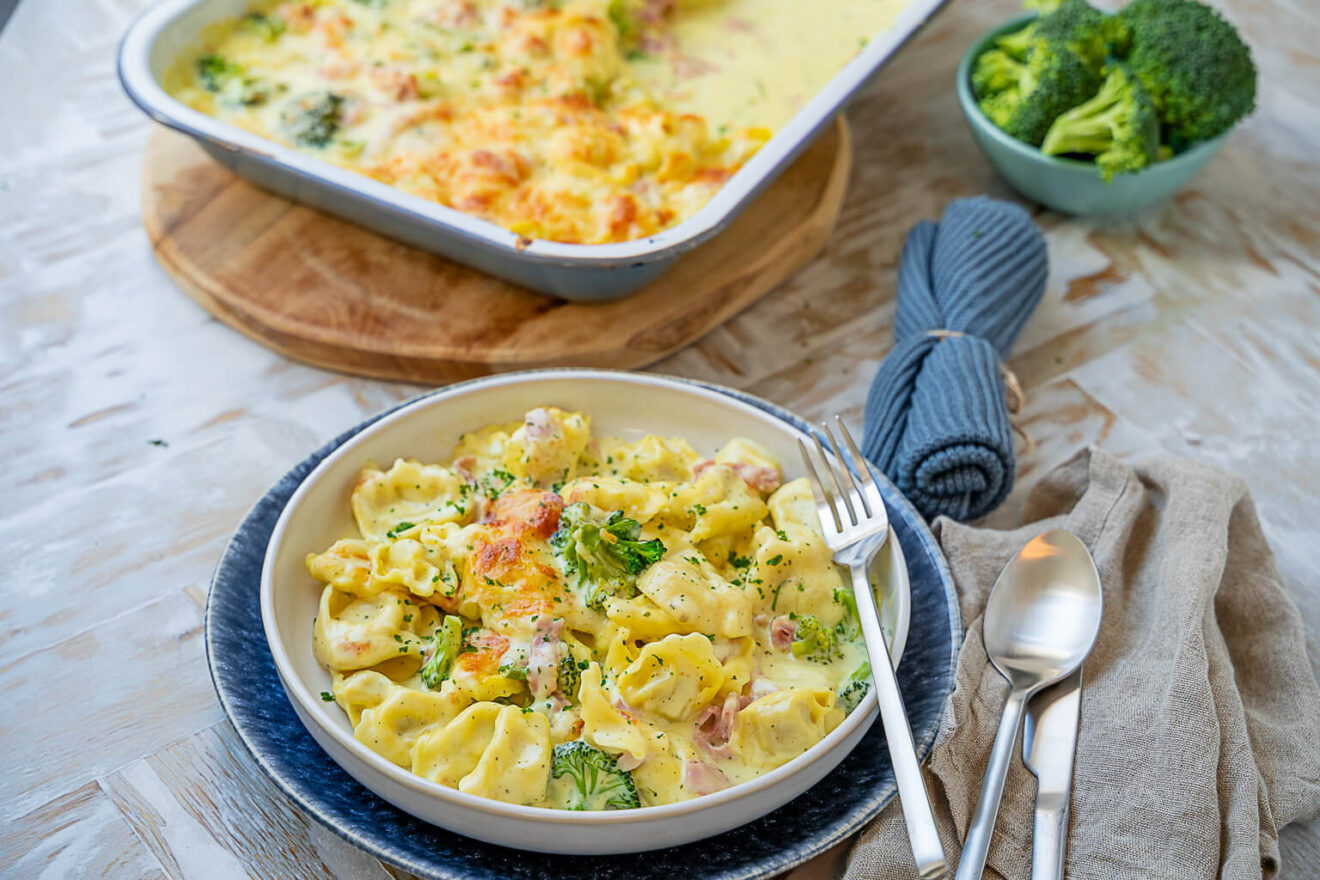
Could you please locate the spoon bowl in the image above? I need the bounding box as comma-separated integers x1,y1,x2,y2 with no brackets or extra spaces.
983,531,1104,688
954,529,1102,880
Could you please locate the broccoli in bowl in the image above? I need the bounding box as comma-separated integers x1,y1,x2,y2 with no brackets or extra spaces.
971,0,1255,181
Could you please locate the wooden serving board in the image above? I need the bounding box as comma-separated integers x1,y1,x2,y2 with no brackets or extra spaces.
141,118,851,383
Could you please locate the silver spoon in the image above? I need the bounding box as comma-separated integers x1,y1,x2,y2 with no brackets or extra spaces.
954,530,1102,880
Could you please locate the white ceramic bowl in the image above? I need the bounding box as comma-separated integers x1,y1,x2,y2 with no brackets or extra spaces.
260,370,910,854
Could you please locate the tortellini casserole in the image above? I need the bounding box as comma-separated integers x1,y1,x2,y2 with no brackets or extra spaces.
165,0,906,244
308,406,875,809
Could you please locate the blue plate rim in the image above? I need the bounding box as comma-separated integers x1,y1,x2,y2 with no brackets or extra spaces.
204,369,962,880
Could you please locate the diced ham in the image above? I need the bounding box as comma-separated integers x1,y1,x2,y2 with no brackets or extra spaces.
636,0,675,25
453,455,477,483
693,692,744,759
770,616,797,652
693,459,782,494
276,3,316,32
682,760,730,795
424,0,478,28
527,617,564,699
523,407,559,441
369,67,419,101
753,613,769,628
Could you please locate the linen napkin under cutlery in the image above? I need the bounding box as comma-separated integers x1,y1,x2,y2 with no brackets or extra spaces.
844,448,1320,879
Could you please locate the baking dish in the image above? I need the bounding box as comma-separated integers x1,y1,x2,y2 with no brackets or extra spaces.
119,0,949,300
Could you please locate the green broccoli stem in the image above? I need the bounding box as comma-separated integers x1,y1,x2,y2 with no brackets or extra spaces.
1040,74,1125,156
420,614,463,689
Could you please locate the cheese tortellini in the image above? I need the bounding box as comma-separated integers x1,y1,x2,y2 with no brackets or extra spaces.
306,408,874,810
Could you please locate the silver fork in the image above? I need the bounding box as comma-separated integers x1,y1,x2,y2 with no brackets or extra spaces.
799,416,947,880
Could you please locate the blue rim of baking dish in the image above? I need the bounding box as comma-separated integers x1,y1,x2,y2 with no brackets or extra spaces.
204,370,962,880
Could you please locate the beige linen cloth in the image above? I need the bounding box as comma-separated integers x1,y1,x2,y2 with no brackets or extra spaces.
845,448,1320,879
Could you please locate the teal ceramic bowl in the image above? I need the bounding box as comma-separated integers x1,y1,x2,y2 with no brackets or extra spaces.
956,14,1227,217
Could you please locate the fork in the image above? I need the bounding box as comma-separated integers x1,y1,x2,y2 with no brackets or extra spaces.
799,417,947,880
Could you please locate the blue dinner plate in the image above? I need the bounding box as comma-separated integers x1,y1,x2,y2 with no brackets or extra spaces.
205,375,962,880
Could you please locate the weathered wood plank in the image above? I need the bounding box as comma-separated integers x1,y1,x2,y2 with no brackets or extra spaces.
0,782,168,880
0,590,224,825
101,721,398,880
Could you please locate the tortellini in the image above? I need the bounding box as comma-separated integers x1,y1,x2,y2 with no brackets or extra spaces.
351,458,468,539
672,464,769,543
334,670,468,766
413,703,553,804
618,633,724,721
636,556,753,638
752,522,847,626
579,662,658,767
599,434,701,483
503,407,592,485
767,478,819,532
306,407,873,811
560,475,670,525
730,688,844,770
313,586,437,671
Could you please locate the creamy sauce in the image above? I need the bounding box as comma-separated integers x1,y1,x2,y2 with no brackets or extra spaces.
633,0,907,131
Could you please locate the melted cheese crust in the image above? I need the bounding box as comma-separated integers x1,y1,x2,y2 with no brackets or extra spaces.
167,0,773,243
307,407,871,809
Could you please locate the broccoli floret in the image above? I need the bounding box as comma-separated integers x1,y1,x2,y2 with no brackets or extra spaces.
556,652,587,700
997,0,1128,73
1121,0,1256,144
974,40,1100,147
832,587,861,639
791,615,842,663
838,662,872,714
1042,62,1159,180
973,48,1027,96
551,503,665,610
281,92,344,148
197,54,269,105
241,11,286,41
420,614,463,689
549,741,641,810
197,54,240,91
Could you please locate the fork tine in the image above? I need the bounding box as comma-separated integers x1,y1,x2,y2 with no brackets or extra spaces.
823,420,871,518
813,428,857,526
834,416,885,511
797,438,842,534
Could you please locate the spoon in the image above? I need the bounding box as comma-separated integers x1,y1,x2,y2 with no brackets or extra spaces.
954,530,1102,880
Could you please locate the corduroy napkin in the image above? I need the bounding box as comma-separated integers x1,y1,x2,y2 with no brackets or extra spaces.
862,197,1048,523
846,447,1320,879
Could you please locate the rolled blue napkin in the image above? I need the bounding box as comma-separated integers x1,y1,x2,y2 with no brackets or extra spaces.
861,196,1048,521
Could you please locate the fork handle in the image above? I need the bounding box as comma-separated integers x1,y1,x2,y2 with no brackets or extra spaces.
850,562,947,880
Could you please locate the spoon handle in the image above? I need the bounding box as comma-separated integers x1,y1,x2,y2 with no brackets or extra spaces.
849,563,946,879
956,688,1029,880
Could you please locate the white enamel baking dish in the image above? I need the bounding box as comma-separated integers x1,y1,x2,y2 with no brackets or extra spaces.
261,370,910,853
119,0,947,299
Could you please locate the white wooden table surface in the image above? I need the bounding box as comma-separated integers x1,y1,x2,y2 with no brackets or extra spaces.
3,0,1317,876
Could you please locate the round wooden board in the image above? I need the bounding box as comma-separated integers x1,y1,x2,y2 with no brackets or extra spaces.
142,118,851,384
